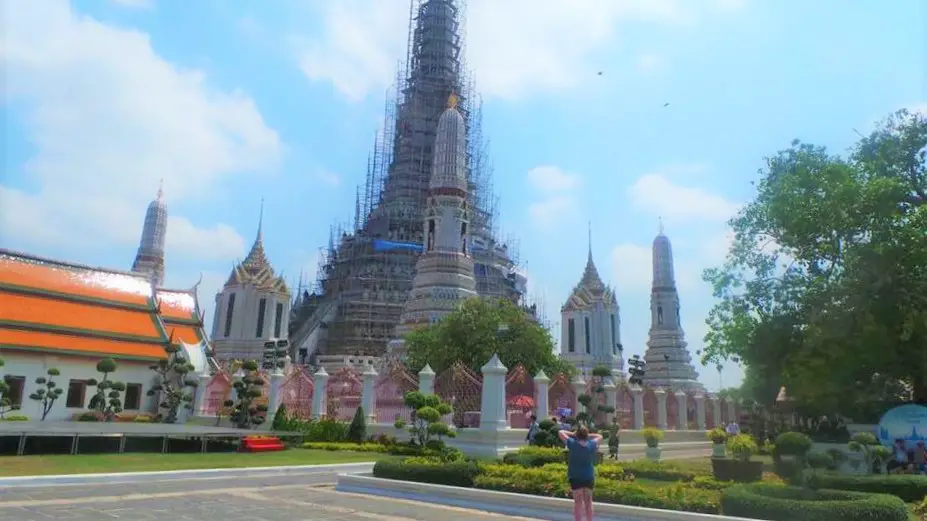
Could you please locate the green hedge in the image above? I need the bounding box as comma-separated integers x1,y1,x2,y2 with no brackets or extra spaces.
711,458,764,483
806,473,927,503
619,460,699,482
502,446,566,467
303,442,388,452
721,483,909,521
372,459,482,487
0,415,28,421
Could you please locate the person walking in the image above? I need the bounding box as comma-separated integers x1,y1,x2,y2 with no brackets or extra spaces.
607,421,620,460
526,414,540,445
559,426,603,521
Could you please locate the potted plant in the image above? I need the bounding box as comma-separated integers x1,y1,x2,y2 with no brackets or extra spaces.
712,434,763,482
642,427,664,462
708,427,728,458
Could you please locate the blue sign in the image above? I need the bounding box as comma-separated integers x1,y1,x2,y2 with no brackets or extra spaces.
877,404,927,449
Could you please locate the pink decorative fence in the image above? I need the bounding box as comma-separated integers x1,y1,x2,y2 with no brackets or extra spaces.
504,365,534,428
280,367,314,419
435,362,482,428
617,385,633,428
374,359,418,424
201,372,232,416
326,367,362,421
547,372,575,419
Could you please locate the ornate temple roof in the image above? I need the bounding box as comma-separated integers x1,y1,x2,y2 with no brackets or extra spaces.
224,203,289,295
429,92,468,193
0,249,173,361
155,286,209,346
561,226,618,312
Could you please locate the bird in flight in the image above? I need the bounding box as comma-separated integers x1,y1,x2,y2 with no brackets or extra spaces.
597,71,603,76
663,102,670,107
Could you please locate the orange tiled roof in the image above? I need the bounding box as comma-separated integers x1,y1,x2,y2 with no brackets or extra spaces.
0,291,164,340
0,328,168,360
156,288,200,322
0,252,153,306
166,323,204,345
0,250,169,361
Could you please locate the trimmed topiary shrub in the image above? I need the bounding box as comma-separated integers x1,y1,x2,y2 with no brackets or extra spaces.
806,473,927,503
373,458,481,487
642,427,664,447
773,431,813,483
0,414,28,421
711,458,763,483
721,483,909,521
347,406,367,443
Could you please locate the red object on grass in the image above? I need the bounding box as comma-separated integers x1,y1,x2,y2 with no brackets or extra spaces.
241,436,285,452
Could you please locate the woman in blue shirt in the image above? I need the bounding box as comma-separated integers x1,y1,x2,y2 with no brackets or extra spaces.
559,426,603,521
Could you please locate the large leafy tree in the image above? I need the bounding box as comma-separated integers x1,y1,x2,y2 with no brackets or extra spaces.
404,298,574,377
702,109,926,419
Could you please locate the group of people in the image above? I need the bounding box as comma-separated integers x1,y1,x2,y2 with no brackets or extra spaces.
889,439,927,474
525,413,620,521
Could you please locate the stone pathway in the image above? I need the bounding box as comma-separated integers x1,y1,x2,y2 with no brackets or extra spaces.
0,468,542,521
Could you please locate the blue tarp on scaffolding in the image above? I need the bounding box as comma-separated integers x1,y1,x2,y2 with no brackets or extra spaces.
372,239,423,253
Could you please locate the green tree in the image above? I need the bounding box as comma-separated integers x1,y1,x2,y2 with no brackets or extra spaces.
702,109,927,417
29,368,64,421
147,344,198,424
228,360,267,429
393,391,454,447
347,406,367,443
87,358,126,421
405,298,574,377
576,365,616,429
0,357,17,419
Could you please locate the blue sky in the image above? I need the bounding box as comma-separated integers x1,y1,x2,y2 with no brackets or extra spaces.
2,0,924,392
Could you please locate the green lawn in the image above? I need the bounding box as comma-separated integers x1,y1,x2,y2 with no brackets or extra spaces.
0,449,393,477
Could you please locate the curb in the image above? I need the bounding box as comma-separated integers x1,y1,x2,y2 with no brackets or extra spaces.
0,462,375,488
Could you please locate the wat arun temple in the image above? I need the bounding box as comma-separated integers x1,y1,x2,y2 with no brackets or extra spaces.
287,0,528,365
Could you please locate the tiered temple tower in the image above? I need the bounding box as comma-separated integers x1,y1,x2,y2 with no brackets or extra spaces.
131,181,167,286
211,203,291,361
641,222,704,391
387,93,478,358
560,227,624,377
289,0,526,364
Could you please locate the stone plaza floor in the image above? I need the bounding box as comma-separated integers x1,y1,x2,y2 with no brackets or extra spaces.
0,467,543,521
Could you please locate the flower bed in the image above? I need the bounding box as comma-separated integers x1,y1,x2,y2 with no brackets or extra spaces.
374,456,724,514
721,483,909,521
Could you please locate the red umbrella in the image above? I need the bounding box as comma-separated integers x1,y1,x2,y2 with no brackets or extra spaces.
507,394,535,409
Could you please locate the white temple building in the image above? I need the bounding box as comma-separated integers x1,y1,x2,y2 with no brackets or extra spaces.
387,92,479,359
559,228,624,378
641,222,704,391
211,204,291,362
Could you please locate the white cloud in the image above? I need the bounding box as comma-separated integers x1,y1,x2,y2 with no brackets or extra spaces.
525,166,581,227
527,165,579,192
610,243,653,294
0,0,280,262
528,196,574,226
313,169,342,187
166,218,246,262
110,0,153,8
636,53,666,74
628,172,742,223
293,0,726,101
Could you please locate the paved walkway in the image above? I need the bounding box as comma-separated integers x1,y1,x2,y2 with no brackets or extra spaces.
0,450,711,521
0,467,542,521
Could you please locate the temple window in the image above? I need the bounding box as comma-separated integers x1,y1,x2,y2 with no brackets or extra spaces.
657,305,664,325
460,222,467,254
584,316,591,354
610,314,616,353
224,293,236,337
255,298,267,338
568,318,576,352
65,380,88,408
427,220,436,251
274,302,284,337
4,376,24,408
123,383,142,410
